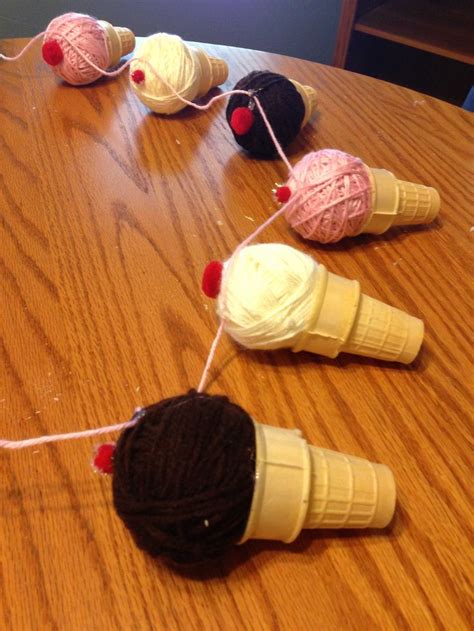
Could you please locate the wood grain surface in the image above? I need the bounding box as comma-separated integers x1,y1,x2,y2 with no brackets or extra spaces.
0,38,472,631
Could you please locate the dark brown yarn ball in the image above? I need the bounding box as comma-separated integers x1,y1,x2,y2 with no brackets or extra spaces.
226,70,306,158
112,391,256,564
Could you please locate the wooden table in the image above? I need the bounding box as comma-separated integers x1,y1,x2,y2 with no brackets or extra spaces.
0,38,472,631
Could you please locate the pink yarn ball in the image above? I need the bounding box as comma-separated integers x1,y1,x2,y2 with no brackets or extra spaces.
284,149,373,243
43,13,110,86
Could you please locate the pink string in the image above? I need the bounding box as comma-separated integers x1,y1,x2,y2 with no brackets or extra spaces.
197,321,225,392
0,420,137,449
0,31,46,61
252,97,294,173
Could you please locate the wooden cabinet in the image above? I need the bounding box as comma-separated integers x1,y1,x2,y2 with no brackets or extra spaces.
333,0,473,105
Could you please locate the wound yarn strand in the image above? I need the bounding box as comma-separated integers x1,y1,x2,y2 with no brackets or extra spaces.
197,321,225,393
0,419,138,449
251,96,294,173
0,32,46,61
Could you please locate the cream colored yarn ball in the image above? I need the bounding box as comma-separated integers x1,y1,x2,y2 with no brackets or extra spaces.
130,33,203,114
217,243,318,350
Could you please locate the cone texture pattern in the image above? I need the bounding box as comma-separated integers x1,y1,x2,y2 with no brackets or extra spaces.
304,447,395,529
341,293,424,363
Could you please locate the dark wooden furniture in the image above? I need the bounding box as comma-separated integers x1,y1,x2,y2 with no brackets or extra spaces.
334,0,474,68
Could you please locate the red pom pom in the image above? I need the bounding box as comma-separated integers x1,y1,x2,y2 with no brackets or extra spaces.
42,40,63,66
131,69,145,84
202,260,223,298
276,185,292,203
230,107,255,135
92,443,115,475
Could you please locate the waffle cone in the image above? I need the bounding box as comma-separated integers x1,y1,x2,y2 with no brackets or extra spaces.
290,79,317,127
395,179,440,225
304,446,395,529
98,21,136,67
292,265,423,363
340,292,424,363
362,167,440,234
192,46,229,97
241,423,396,543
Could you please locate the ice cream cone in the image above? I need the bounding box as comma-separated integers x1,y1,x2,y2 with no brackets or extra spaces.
98,21,135,67
340,292,424,362
192,46,229,97
293,264,424,363
361,167,440,235
290,79,317,127
241,423,396,543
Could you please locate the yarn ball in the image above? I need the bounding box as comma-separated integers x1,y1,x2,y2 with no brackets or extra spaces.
42,13,111,85
226,70,306,158
129,33,227,115
283,149,373,243
217,243,318,350
112,391,256,564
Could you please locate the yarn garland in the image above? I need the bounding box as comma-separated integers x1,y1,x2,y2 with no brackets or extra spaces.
0,22,405,569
